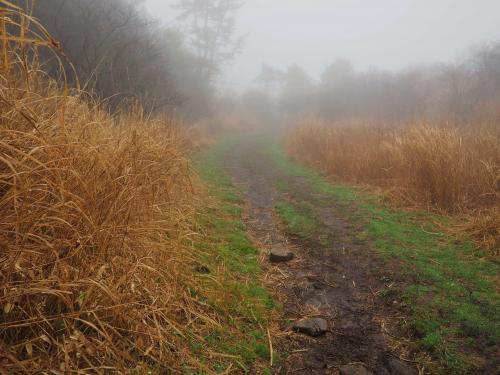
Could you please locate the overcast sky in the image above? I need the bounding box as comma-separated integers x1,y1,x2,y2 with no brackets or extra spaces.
144,0,500,90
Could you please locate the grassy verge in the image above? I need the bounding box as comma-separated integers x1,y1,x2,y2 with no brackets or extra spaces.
190,139,278,374
265,139,499,374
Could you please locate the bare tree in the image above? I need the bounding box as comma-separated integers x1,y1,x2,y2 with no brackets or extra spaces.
266,40,500,124
14,0,215,115
278,64,314,117
173,0,245,83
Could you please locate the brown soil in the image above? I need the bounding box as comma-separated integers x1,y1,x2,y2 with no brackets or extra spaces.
223,137,419,375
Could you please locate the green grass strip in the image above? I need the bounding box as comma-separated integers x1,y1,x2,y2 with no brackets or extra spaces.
189,138,279,374
264,138,499,375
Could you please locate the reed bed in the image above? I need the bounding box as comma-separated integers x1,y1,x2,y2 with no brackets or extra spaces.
0,2,217,372
287,120,500,251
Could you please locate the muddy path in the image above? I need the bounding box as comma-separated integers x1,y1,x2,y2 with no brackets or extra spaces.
223,137,418,375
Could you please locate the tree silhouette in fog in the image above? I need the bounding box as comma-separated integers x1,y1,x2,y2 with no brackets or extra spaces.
173,0,245,83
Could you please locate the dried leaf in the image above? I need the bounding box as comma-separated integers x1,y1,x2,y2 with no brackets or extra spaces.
25,342,33,357
3,302,13,314
40,334,51,344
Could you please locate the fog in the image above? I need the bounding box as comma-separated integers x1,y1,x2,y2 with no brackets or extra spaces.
3,2,499,374
145,0,500,89
25,0,500,123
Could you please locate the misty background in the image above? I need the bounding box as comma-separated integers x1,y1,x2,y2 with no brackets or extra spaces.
144,0,500,89
20,0,500,125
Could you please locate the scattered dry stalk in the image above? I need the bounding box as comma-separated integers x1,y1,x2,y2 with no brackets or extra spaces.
0,2,218,373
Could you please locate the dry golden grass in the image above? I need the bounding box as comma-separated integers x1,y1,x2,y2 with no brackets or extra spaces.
287,120,500,251
0,3,221,372
189,114,258,146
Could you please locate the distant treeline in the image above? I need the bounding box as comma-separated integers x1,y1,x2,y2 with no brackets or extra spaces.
14,0,243,118
251,41,500,124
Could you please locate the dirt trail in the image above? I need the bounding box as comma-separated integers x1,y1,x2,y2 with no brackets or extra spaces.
224,137,417,375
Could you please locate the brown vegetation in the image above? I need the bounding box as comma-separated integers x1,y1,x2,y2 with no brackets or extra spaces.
189,114,258,146
287,120,500,251
0,3,217,372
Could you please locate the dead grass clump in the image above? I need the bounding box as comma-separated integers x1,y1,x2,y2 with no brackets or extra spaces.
287,120,500,251
0,3,214,372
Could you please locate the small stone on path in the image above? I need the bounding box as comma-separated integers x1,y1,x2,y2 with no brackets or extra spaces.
269,245,294,263
292,317,328,337
339,365,373,375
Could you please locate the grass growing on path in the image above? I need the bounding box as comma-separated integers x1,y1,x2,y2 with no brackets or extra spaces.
191,139,278,373
275,201,319,238
261,138,500,374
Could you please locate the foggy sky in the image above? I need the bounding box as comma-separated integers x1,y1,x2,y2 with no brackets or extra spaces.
144,0,500,90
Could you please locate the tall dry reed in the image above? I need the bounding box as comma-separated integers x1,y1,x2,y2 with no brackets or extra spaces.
287,120,500,251
0,2,216,372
